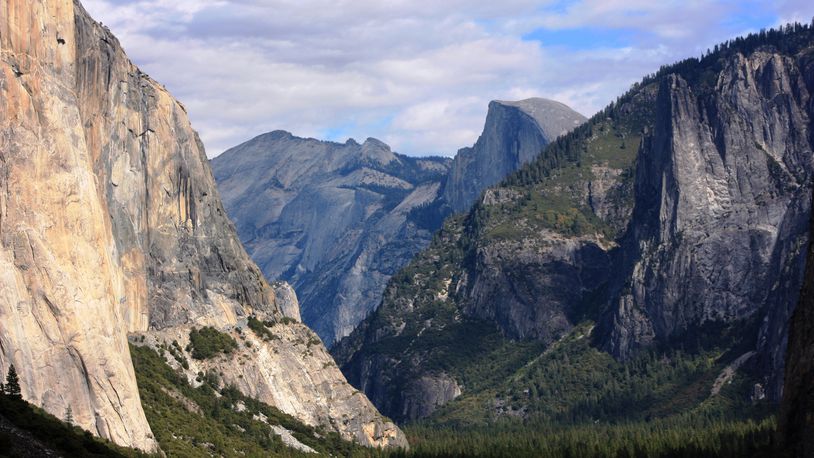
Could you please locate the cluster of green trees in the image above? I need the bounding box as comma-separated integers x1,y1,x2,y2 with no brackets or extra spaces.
641,20,814,92
0,365,21,400
0,358,786,457
187,326,239,360
386,418,779,458
247,315,279,341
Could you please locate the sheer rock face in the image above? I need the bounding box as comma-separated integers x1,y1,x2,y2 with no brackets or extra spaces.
212,100,585,346
274,282,303,322
780,199,814,457
442,99,586,213
0,0,405,450
399,374,461,420
0,0,156,450
601,50,814,398
461,234,612,342
212,132,451,345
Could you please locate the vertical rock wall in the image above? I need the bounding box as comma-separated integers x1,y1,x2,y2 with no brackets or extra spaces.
0,0,405,450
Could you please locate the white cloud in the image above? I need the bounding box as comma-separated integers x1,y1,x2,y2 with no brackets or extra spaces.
81,0,813,157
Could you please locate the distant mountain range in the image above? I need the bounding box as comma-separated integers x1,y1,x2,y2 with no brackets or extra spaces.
212,99,586,345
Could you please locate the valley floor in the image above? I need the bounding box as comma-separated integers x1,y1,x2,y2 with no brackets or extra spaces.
0,356,785,457
384,418,778,458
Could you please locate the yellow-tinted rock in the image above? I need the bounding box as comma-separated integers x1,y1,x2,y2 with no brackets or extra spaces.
0,0,405,451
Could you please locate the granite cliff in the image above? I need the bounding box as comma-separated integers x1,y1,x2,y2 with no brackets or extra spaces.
600,50,814,402
0,0,404,451
212,99,585,345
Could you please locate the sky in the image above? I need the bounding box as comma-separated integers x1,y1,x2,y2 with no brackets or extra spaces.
82,0,814,158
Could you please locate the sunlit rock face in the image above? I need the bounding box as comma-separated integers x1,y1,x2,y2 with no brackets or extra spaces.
0,0,405,450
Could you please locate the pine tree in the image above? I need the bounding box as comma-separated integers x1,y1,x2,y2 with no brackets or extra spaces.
65,405,74,424
4,364,21,400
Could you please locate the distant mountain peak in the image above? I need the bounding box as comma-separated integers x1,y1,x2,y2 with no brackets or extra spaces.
441,96,586,212
492,97,587,142
360,137,396,164
248,130,295,144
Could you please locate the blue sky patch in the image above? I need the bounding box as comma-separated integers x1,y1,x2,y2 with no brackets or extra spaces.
522,27,644,50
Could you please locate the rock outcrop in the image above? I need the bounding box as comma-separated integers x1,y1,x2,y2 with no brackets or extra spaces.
400,374,461,420
601,51,814,400
212,99,585,346
0,0,405,450
442,99,586,212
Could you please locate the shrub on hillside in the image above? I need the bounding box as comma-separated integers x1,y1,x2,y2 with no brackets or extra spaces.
187,327,238,360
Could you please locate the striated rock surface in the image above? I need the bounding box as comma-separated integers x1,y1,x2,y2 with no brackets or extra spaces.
0,0,156,449
212,99,585,346
442,98,586,213
459,226,616,343
0,0,405,450
399,374,461,420
273,281,303,322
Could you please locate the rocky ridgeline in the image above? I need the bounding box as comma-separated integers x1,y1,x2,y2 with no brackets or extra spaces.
213,132,451,345
0,0,404,451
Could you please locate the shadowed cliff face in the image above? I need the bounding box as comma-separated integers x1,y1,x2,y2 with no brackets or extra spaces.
780,200,814,457
0,0,405,450
212,99,585,346
335,38,814,423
